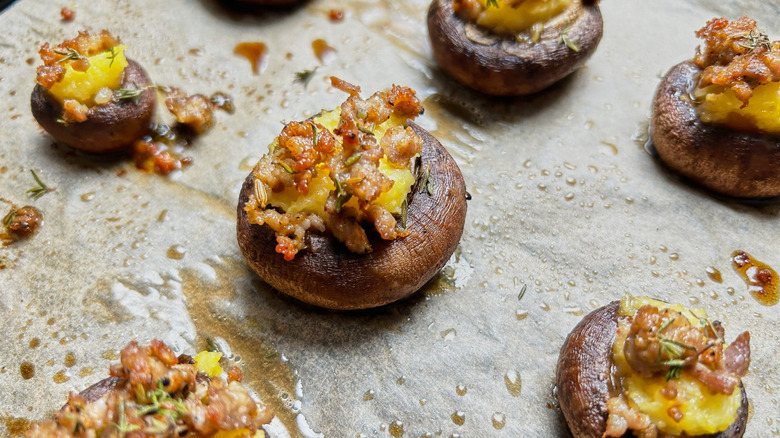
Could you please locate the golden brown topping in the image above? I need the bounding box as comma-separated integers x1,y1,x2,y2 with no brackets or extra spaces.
62,99,88,123
694,16,780,106
4,206,43,237
622,305,749,395
60,7,75,21
36,30,120,89
164,87,216,135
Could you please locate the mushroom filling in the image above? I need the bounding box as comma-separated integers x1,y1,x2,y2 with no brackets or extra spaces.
604,296,750,437
36,30,132,122
453,0,572,35
692,17,780,134
26,340,273,438
244,77,424,261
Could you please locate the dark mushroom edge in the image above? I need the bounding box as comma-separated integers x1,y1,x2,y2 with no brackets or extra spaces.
31,59,156,154
555,300,748,438
237,121,468,310
427,0,603,96
651,61,780,199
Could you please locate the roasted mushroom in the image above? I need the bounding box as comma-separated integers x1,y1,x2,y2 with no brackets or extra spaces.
237,78,467,310
556,297,750,438
427,0,603,96
26,340,272,438
31,30,156,154
651,17,780,199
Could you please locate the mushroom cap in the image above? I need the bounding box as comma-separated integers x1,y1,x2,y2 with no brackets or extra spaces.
651,61,780,199
236,121,467,310
427,0,603,96
31,59,156,154
556,300,749,438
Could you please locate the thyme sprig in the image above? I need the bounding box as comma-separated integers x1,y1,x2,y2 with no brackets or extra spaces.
106,47,118,67
2,210,15,228
27,170,55,200
738,30,772,53
517,284,527,301
295,67,318,88
656,318,696,381
136,381,187,419
334,178,352,213
419,165,434,195
277,161,295,174
54,47,86,63
113,400,141,438
344,152,362,167
561,24,579,52
114,83,151,105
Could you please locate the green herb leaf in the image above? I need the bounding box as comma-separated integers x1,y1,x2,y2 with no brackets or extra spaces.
358,124,375,135
277,161,295,174
517,284,527,301
294,67,318,88
334,178,351,213
106,47,118,67
344,152,362,167
2,210,16,228
665,365,682,381
419,166,434,195
54,47,86,63
27,169,55,200
311,122,318,148
114,83,147,105
561,24,579,52
486,0,498,8
738,30,772,53
400,198,408,229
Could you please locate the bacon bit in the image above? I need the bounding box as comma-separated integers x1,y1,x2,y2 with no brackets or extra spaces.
60,7,75,22
6,206,43,237
165,88,216,134
62,99,88,123
227,366,243,383
328,9,344,22
330,76,361,96
275,235,300,261
695,16,780,106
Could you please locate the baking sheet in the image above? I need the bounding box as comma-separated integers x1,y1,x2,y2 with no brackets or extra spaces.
1,0,779,436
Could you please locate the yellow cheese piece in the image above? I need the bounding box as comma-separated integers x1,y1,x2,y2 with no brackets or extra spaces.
213,428,266,438
613,296,742,435
695,82,780,134
476,0,572,34
48,45,128,105
193,351,223,378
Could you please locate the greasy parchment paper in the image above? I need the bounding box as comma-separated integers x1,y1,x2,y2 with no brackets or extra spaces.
1,0,779,436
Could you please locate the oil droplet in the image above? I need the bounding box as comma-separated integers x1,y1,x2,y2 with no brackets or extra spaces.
504,370,522,397
564,306,583,316
80,192,95,202
440,328,456,340
233,42,268,75
20,362,34,379
727,287,736,295
599,141,618,155
492,412,506,430
732,250,779,306
456,385,467,396
363,389,375,401
1,416,31,436
515,309,528,320
167,244,186,259
669,253,679,261
419,398,427,406
29,338,40,348
64,352,76,367
239,155,260,171
157,209,168,222
53,369,69,383
312,39,336,64
396,376,406,385
79,367,94,377
539,302,550,311
389,420,404,437
451,411,465,426
102,350,119,360
706,266,723,283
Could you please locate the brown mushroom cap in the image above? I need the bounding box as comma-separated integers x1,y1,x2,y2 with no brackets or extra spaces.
556,300,749,438
236,121,468,310
31,59,156,154
427,0,603,96
651,61,780,199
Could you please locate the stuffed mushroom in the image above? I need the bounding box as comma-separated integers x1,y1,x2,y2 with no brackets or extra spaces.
31,30,156,154
651,17,780,199
237,78,468,310
427,0,603,96
556,296,750,438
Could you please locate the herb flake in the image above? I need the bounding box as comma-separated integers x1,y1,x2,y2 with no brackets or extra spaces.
114,83,148,105
54,47,86,63
2,210,15,228
561,24,579,52
27,170,55,200
486,0,498,8
344,152,362,167
294,67,318,88
419,165,434,195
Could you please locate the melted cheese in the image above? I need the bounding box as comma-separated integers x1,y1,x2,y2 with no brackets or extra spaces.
613,296,742,435
48,45,128,105
475,0,572,34
194,350,223,378
695,82,780,134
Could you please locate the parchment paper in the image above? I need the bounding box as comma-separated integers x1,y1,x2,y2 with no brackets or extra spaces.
1,0,778,436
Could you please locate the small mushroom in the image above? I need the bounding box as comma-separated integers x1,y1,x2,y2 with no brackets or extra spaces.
236,121,468,310
427,0,603,96
556,301,749,438
651,61,780,199
31,59,156,154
